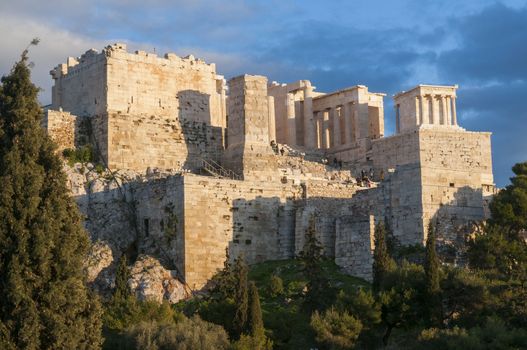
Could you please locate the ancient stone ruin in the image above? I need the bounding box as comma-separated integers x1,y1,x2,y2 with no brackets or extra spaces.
44,43,496,298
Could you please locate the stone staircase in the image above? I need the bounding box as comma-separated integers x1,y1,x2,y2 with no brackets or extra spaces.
200,158,242,180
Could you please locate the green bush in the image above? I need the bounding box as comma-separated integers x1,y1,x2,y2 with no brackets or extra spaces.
311,307,363,349
127,315,230,350
62,144,94,165
269,275,284,297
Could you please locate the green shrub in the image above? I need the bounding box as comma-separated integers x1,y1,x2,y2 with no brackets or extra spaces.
127,315,230,350
95,163,105,174
62,144,94,165
311,307,363,349
269,275,284,297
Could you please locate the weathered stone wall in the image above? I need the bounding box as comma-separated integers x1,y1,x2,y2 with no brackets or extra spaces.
44,110,77,152
51,43,226,128
50,49,107,117
105,112,223,171
105,44,226,128
44,110,93,153
418,127,494,245
224,75,278,180
335,214,375,281
180,175,302,289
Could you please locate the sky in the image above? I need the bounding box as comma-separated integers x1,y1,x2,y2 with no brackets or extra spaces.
0,0,525,187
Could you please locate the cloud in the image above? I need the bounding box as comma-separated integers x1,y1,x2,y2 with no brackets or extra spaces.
431,3,527,186
0,15,108,104
437,3,527,83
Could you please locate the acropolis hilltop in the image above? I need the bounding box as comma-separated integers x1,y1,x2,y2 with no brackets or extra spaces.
43,43,495,292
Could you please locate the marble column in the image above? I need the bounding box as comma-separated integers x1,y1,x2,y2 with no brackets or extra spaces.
351,102,359,142
446,96,452,126
322,110,330,149
286,93,296,145
432,95,440,125
421,95,429,124
395,104,400,134
451,96,457,125
303,87,315,149
315,112,322,148
268,96,276,141
441,96,450,125
416,96,422,126
342,102,352,145
331,107,340,147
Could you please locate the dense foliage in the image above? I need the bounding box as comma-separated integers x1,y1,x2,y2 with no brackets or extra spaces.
0,43,102,349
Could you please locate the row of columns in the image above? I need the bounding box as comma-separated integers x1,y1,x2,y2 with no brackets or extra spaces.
416,94,457,127
313,103,358,150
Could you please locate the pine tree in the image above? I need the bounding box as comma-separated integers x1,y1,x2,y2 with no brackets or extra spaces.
489,161,527,233
372,221,393,292
233,254,249,337
0,42,102,349
113,254,131,303
424,221,441,325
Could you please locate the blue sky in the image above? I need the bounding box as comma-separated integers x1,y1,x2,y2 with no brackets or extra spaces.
0,0,525,187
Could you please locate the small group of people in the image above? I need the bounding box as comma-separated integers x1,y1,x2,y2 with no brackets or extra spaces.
357,168,375,187
270,140,284,156
332,157,343,170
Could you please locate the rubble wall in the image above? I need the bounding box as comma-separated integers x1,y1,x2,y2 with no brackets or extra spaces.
44,110,78,152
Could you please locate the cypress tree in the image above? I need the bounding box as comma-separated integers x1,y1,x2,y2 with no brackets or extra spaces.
233,254,249,337
299,215,330,310
424,221,441,325
113,254,131,303
372,221,392,292
0,42,102,349
248,281,264,338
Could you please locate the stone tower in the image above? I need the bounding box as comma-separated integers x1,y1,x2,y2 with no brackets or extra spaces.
223,75,277,180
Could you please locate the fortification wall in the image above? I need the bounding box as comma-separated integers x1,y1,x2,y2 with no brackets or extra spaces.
105,45,226,127
50,50,107,117
371,130,421,171
50,44,226,128
180,175,302,288
224,75,277,180
335,215,375,281
418,128,494,246
105,112,223,171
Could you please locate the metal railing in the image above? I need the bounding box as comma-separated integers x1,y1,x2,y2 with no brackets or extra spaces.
201,158,242,180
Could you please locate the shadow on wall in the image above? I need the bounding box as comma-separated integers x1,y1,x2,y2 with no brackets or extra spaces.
428,185,485,265
174,90,224,171
226,194,375,266
74,90,224,173
74,174,186,296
